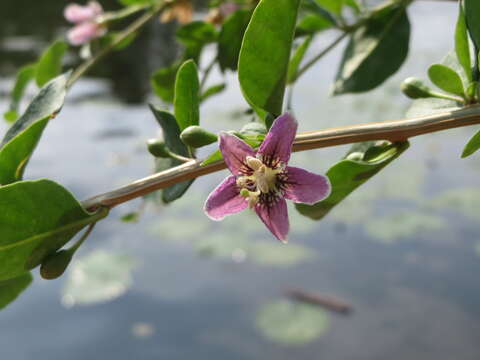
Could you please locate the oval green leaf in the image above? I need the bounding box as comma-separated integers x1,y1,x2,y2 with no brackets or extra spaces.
455,4,472,83
462,129,480,158
218,10,252,72
149,105,194,203
0,272,33,310
35,41,68,87
464,0,480,50
0,179,108,281
428,64,465,97
0,73,69,185
239,0,301,117
296,141,409,220
174,60,200,131
333,5,410,94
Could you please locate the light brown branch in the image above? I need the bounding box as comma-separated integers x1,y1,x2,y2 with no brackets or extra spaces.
82,105,480,211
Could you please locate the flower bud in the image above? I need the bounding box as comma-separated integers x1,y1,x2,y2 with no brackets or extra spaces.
147,139,170,158
400,77,434,99
180,126,218,148
40,250,73,280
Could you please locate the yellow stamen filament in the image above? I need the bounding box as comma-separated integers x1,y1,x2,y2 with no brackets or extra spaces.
237,156,284,208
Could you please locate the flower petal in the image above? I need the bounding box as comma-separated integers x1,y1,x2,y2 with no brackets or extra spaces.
258,113,297,165
204,175,248,220
283,166,331,204
219,132,255,176
64,2,103,23
255,198,289,242
67,22,105,46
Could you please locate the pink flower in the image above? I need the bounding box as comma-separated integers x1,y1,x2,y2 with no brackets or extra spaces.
64,1,106,46
204,113,331,242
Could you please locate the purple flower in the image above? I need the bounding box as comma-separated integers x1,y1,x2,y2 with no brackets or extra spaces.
204,113,331,242
64,1,106,46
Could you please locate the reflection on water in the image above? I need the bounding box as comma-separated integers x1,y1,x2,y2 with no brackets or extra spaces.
1,1,480,360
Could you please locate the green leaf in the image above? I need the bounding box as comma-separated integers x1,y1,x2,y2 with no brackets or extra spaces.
455,4,472,83
151,64,179,103
256,300,329,345
428,64,465,97
217,10,252,71
117,0,153,5
149,105,194,203
296,141,409,220
177,21,218,63
288,35,314,83
62,250,136,305
314,0,343,15
296,14,334,37
176,21,217,45
0,73,69,185
35,41,68,87
174,60,200,131
333,5,410,94
200,83,226,103
0,273,32,310
239,0,301,118
462,129,480,158
3,64,36,123
0,179,108,281
464,0,480,50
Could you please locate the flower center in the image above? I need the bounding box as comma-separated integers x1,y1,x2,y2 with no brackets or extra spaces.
237,156,284,208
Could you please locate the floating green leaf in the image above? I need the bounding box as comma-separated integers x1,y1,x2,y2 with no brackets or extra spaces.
62,250,136,306
428,64,465,97
0,180,107,281
35,41,68,87
218,10,251,71
462,129,480,158
0,73,68,185
288,35,313,83
149,105,194,203
464,0,480,50
296,141,409,220
0,273,32,310
3,64,36,123
455,4,472,83
333,4,410,94
174,60,200,132
365,211,445,244
239,0,301,117
151,64,179,104
256,300,329,345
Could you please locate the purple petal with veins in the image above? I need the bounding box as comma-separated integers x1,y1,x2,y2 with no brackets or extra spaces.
258,113,297,165
219,132,255,176
255,198,290,242
283,166,331,204
204,175,248,220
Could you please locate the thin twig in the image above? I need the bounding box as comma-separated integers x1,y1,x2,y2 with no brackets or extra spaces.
66,2,166,89
295,32,349,82
82,104,480,211
200,55,218,92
